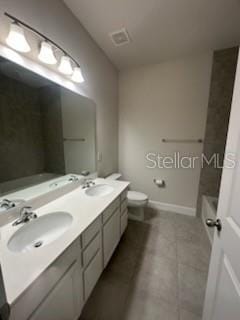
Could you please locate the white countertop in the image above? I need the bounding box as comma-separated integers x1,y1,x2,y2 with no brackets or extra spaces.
0,178,129,305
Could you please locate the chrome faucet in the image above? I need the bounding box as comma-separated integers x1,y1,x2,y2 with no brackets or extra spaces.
69,175,79,182
0,199,15,210
12,206,37,226
82,179,95,189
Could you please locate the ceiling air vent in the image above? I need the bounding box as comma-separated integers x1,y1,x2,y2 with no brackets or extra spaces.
109,28,131,47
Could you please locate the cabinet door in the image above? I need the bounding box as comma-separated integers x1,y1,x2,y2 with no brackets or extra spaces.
121,210,128,236
83,250,102,301
29,260,83,320
103,209,120,267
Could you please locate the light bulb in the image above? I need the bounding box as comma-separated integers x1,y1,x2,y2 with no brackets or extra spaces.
71,67,84,83
38,41,57,65
58,56,73,75
6,22,31,53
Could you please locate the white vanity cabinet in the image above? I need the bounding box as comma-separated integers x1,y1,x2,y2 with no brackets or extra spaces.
82,189,128,297
10,240,83,320
83,249,102,300
102,190,128,267
121,210,128,236
8,188,129,320
29,260,82,320
120,193,128,236
82,217,102,301
103,207,121,267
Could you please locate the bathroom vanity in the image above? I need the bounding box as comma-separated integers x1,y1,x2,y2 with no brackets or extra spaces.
0,178,129,320
0,49,129,319
0,265,9,320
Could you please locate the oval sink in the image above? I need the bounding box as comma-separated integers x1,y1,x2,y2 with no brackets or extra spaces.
85,184,114,197
8,212,73,253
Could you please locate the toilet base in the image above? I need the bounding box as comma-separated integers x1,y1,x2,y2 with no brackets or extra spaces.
128,206,145,221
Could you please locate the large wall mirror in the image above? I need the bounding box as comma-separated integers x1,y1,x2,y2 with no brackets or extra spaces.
0,56,96,197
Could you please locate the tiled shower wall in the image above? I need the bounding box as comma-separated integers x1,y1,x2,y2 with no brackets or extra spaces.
0,72,65,185
0,72,46,182
197,47,239,215
40,85,65,175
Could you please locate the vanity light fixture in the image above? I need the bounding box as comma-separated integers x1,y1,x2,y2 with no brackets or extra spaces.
58,55,73,75
6,22,31,53
72,67,84,83
38,41,57,65
4,12,85,83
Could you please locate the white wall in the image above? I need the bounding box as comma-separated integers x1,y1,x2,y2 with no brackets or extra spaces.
119,53,213,211
0,0,118,176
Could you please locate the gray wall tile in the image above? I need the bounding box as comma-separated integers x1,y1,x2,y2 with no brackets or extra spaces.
197,47,238,215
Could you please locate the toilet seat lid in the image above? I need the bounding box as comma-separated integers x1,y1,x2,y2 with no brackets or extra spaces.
127,191,148,201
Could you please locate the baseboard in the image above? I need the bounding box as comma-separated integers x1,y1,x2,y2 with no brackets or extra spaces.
148,200,196,217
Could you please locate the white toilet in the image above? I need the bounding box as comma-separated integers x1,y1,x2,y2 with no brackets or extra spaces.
106,173,148,221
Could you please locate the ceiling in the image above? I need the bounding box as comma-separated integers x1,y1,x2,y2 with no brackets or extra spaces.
63,0,240,69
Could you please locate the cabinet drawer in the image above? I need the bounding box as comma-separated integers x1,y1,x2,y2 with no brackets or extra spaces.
83,250,102,301
103,208,121,267
121,198,128,215
82,217,101,248
103,197,120,223
121,210,128,236
83,233,101,268
120,189,128,202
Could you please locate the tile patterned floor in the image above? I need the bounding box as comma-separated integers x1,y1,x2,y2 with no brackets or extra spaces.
80,208,211,320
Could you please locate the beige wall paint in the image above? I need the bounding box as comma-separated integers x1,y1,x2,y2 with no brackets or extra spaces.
0,0,118,176
119,53,213,209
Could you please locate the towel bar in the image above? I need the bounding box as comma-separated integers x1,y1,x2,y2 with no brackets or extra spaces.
162,138,203,143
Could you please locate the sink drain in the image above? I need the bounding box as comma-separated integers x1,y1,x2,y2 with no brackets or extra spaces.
33,241,43,248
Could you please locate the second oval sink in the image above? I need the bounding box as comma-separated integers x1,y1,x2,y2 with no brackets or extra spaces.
8,212,73,253
85,184,114,197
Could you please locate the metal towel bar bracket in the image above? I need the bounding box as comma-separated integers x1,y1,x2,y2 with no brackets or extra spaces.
162,139,203,143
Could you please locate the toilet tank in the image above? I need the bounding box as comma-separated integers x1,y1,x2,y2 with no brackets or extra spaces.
105,173,122,180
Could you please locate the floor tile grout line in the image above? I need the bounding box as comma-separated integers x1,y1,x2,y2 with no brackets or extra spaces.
80,211,210,320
